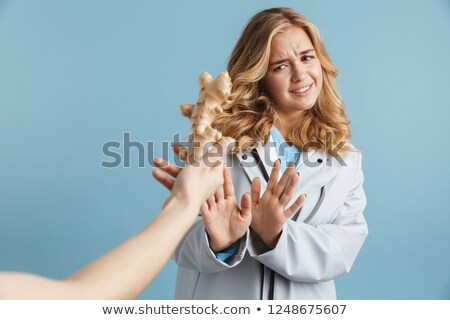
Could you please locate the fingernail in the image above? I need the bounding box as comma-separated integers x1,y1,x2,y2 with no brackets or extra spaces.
154,157,162,163
296,172,300,176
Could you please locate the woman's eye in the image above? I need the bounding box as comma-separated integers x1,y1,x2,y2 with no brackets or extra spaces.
274,64,287,72
302,55,315,62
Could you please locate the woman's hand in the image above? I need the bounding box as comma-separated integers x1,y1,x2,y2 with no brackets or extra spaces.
201,166,252,252
250,161,306,248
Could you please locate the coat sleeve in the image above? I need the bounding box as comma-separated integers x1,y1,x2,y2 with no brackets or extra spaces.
171,217,249,273
247,152,368,282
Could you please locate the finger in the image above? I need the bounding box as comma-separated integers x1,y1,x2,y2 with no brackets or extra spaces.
214,183,225,203
274,164,296,198
240,192,252,220
223,166,235,199
210,164,225,191
151,169,175,191
200,202,209,217
251,177,261,207
279,172,300,206
172,143,186,157
153,158,181,178
266,160,280,192
206,194,216,211
284,194,306,218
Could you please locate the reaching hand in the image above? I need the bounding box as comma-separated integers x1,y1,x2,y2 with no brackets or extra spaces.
152,158,181,192
151,143,185,191
201,166,252,252
154,146,225,211
250,161,306,248
153,149,252,253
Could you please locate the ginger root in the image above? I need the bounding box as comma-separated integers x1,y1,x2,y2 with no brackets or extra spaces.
179,71,235,162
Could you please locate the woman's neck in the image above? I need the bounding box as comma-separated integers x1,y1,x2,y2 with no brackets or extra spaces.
274,110,305,146
273,122,292,146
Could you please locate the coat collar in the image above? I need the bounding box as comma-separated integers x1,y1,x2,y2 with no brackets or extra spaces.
235,136,342,197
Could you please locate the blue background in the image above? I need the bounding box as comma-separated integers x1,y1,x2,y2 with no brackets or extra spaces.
1,0,449,299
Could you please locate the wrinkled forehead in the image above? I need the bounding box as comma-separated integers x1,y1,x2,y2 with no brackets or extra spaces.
269,26,314,60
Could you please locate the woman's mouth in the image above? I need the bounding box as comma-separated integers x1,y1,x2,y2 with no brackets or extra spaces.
290,84,313,97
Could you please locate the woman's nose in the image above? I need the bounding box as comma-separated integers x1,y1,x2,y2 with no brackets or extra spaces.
291,61,307,83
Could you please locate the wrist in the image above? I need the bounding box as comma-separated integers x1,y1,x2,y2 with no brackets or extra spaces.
252,227,282,249
161,193,200,225
207,233,236,253
261,232,281,249
170,191,202,213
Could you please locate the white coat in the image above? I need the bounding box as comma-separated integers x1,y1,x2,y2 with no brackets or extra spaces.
173,137,368,299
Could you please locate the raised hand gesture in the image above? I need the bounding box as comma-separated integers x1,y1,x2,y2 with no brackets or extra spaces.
250,161,306,248
201,166,251,252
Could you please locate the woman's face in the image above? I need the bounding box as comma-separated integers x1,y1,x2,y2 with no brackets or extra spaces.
262,26,323,122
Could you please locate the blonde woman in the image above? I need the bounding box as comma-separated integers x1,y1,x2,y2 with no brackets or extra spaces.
155,7,368,299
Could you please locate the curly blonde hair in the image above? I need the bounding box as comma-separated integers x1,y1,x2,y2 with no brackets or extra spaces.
213,7,354,156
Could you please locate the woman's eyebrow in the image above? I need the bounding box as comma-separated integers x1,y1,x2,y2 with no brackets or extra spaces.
299,48,315,55
269,48,315,66
269,58,289,66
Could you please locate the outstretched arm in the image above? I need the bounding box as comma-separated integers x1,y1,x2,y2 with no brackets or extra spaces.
0,150,225,300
